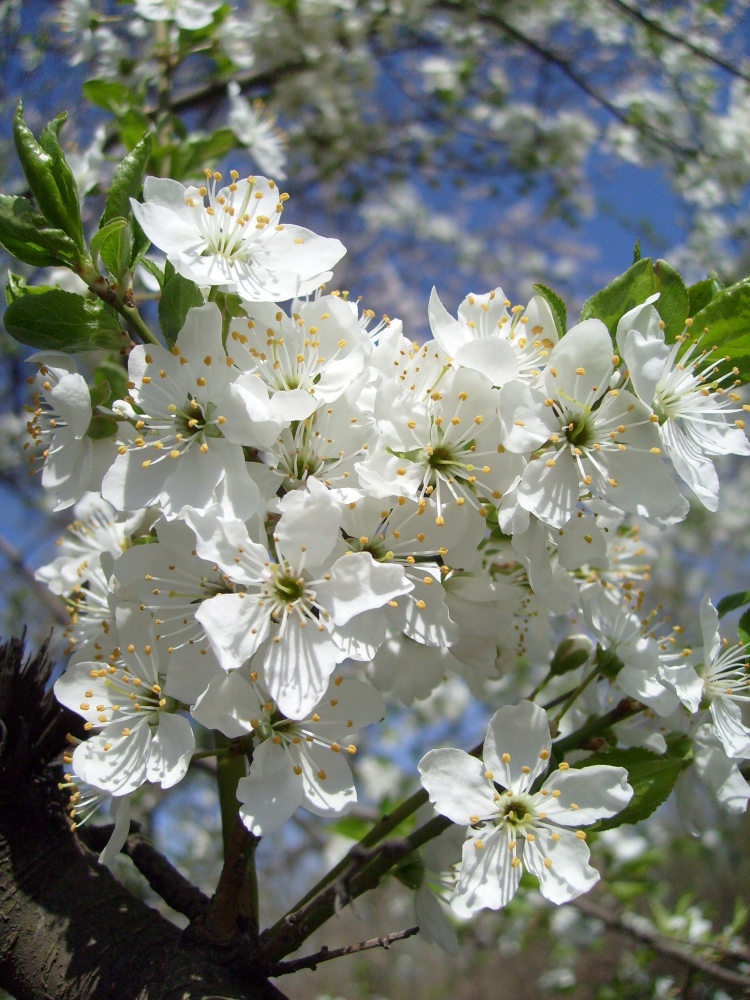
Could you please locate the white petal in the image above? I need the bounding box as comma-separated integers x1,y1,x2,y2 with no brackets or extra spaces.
264,618,342,719
237,741,301,835
710,698,750,759
540,765,633,825
196,593,270,671
316,552,413,626
99,795,132,866
525,827,599,904
192,672,264,738
418,748,495,825
415,885,460,955
518,453,580,528
451,827,521,916
483,700,551,793
453,338,518,387
146,712,195,788
297,741,357,817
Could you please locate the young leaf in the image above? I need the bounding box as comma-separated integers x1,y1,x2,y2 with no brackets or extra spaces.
653,259,689,342
687,275,724,317
716,591,750,618
86,414,119,440
90,217,128,263
0,194,80,268
5,272,54,305
575,745,689,830
94,359,128,405
100,132,152,228
99,225,133,284
38,112,84,250
136,256,165,288
81,80,137,116
689,281,750,381
158,272,204,347
533,282,567,338
89,380,112,409
632,237,641,263
579,257,654,336
4,289,127,352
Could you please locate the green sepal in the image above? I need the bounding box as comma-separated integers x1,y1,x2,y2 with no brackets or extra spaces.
158,271,204,347
595,643,625,681
4,288,127,352
0,194,81,268
687,275,724,317
89,380,111,409
86,414,119,439
549,635,592,677
653,258,689,342
532,282,567,338
13,103,84,249
579,257,654,336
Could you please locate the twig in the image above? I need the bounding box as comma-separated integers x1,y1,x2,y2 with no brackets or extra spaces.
571,896,750,991
201,815,258,944
267,926,420,977
0,534,68,625
80,823,210,922
606,0,750,86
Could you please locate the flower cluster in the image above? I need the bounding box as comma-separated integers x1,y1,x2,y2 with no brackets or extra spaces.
31,174,750,924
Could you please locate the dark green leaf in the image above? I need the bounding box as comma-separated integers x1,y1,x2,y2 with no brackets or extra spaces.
632,238,641,263
99,225,133,284
580,258,654,336
4,289,127,352
86,414,119,439
575,745,690,829
550,636,592,676
533,282,567,338
653,259,689,342
89,380,111,409
82,80,137,115
136,255,165,288
158,272,203,347
38,113,84,249
0,194,80,268
687,276,724,317
716,591,750,618
101,132,152,228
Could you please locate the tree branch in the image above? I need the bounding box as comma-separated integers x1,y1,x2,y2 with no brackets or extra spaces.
571,896,750,991
80,823,210,923
267,926,420,977
0,533,68,625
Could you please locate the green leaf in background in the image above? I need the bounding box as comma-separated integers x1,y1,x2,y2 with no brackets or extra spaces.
86,414,119,439
688,280,750,381
158,272,203,347
89,380,112,409
738,607,750,647
168,128,238,181
117,109,153,152
93,359,128,405
13,103,84,250
82,80,137,116
653,258,689,341
0,194,81,268
5,272,54,305
687,275,724,316
4,289,127,352
716,591,750,618
575,744,690,830
533,282,567,338
549,635,592,677
580,257,654,335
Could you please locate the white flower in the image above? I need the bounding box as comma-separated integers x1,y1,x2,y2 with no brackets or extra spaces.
517,320,682,527
419,700,632,914
620,304,750,510
413,809,464,954
24,351,98,511
227,82,287,180
186,498,412,718
223,674,385,835
58,770,132,865
674,722,750,834
131,174,345,302
55,605,195,795
428,287,557,386
102,304,263,521
67,124,107,196
132,0,222,31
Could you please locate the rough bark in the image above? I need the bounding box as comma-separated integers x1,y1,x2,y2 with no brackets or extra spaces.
0,636,287,1000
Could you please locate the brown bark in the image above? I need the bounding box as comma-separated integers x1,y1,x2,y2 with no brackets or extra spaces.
0,636,287,1000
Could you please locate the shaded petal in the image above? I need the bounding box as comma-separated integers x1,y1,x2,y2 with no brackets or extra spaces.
264,618,342,719
238,740,301,835
192,672,265,738
525,826,599,904
146,712,195,788
451,827,520,916
418,748,495,825
196,593,270,671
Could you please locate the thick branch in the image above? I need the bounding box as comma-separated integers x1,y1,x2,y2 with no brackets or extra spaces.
268,927,420,977
572,897,750,990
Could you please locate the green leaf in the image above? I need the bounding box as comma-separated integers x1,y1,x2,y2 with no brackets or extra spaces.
580,258,654,336
158,272,203,347
99,224,133,284
82,80,136,116
136,256,165,288
4,289,127,352
687,276,724,317
86,414,119,439
101,132,152,229
89,380,111,409
550,636,592,677
117,109,153,152
169,128,238,180
90,217,128,263
575,745,689,830
93,359,128,404
533,282,567,338
632,238,641,263
688,281,750,381
0,194,80,268
653,259,689,342
716,591,750,618
13,103,84,249
738,607,750,647
5,272,54,305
